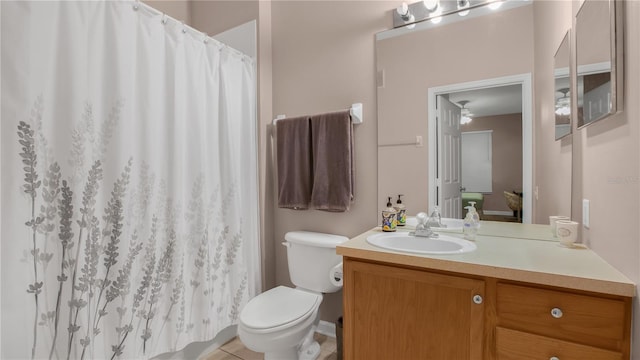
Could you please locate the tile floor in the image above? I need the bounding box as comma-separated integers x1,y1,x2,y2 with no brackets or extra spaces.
203,333,338,360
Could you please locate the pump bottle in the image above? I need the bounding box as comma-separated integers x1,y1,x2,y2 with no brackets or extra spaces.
382,197,398,232
394,195,407,226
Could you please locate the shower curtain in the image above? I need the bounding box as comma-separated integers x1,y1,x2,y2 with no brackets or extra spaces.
1,1,260,359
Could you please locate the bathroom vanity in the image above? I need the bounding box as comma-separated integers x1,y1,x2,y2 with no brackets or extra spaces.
336,225,634,360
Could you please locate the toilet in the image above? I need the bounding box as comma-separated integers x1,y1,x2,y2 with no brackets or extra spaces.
238,231,347,360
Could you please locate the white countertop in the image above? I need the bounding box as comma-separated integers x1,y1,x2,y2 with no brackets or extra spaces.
337,225,635,297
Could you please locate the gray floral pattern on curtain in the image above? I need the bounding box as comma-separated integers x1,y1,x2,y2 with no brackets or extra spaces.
1,1,259,359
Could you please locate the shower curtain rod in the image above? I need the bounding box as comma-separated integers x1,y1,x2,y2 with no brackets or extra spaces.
133,0,252,62
272,103,363,125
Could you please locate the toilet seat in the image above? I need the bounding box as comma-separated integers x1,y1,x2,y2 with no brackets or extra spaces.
240,286,321,334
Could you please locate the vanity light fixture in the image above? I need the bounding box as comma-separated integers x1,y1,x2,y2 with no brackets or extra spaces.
390,0,531,30
457,0,470,16
555,88,570,116
459,100,473,125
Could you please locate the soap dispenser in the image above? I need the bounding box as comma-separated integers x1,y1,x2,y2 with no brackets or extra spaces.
394,194,407,227
382,197,398,232
463,202,480,240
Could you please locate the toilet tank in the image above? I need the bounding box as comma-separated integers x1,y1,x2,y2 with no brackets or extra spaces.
284,231,348,293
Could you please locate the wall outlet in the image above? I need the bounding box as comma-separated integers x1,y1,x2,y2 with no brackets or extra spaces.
582,199,590,228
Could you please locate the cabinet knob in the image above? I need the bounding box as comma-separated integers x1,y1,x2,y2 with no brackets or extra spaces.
550,357,560,360
550,308,563,319
472,294,483,304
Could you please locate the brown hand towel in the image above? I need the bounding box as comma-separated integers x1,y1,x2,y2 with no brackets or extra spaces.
276,116,312,209
310,110,354,212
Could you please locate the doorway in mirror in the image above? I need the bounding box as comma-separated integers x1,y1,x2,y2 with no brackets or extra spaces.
428,74,532,223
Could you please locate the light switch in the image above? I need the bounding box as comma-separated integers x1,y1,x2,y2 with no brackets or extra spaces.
582,199,590,228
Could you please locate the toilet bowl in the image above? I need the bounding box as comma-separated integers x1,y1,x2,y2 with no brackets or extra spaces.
238,286,322,359
238,231,347,360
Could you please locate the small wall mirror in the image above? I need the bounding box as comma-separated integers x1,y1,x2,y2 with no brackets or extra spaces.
554,30,571,140
575,0,623,128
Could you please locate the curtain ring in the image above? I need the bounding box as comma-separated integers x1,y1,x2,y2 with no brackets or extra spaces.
203,33,209,44
132,0,140,11
161,13,168,25
181,21,187,34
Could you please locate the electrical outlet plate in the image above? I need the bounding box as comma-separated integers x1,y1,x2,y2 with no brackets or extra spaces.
582,199,590,228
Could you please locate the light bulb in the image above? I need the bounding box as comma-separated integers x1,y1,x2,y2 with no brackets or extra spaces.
458,0,470,16
396,2,409,16
423,0,439,12
488,0,503,10
555,106,570,116
430,8,443,24
406,14,416,29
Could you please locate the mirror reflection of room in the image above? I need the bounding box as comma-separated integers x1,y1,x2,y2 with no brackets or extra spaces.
575,0,621,127
445,86,524,223
376,0,539,224
554,30,571,140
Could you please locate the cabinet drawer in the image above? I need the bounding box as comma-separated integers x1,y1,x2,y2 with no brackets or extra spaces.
496,283,626,350
496,327,622,360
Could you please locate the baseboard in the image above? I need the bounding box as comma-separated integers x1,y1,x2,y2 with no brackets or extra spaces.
483,210,513,216
316,320,337,338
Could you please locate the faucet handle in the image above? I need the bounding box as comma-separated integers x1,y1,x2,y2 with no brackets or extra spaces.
415,212,428,230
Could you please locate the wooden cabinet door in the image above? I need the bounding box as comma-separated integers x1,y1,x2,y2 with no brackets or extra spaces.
343,259,485,360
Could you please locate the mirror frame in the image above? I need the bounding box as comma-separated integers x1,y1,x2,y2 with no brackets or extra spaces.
575,0,624,129
554,29,572,141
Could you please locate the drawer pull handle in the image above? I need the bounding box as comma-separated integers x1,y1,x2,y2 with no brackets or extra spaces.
550,357,560,360
550,308,563,319
472,294,483,304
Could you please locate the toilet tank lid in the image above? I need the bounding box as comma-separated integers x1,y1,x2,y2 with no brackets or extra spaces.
285,231,349,248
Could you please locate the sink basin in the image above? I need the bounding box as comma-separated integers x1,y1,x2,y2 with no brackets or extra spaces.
405,217,464,231
367,232,476,255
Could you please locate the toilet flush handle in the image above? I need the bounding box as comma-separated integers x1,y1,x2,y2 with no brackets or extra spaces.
282,241,291,248
330,262,344,287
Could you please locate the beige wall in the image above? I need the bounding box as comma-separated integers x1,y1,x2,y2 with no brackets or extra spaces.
376,5,534,216
577,1,640,354
190,1,259,36
462,113,523,213
271,1,397,323
535,0,640,356
144,0,191,24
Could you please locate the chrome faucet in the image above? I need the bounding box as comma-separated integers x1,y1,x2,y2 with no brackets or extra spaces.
409,212,439,238
426,206,446,228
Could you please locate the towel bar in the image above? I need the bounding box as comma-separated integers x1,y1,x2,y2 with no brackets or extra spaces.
272,103,363,125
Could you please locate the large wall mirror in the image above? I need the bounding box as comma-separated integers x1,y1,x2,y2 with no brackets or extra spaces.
554,30,571,140
376,0,571,227
575,0,624,128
